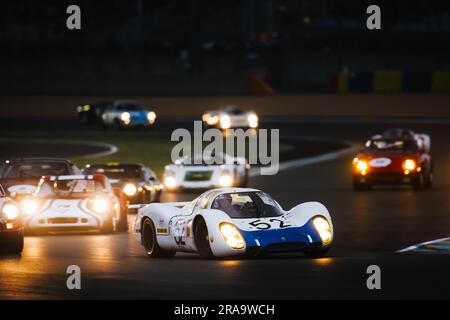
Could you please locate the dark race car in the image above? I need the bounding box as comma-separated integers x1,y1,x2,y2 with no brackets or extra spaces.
0,184,23,254
0,158,83,201
83,163,163,204
76,101,109,125
352,129,433,190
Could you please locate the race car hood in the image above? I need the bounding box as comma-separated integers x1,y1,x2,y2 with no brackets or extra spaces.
0,178,41,197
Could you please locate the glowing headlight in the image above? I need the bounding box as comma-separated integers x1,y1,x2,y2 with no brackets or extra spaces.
403,159,416,171
220,223,246,249
164,176,177,189
202,113,210,122
2,203,20,220
120,112,131,124
247,114,258,128
313,216,333,246
92,198,109,214
147,111,157,124
219,115,231,129
356,160,368,172
123,184,137,196
207,115,219,125
218,175,233,187
22,200,39,215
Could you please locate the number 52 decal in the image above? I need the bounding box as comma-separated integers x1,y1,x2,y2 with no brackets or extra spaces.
249,219,292,230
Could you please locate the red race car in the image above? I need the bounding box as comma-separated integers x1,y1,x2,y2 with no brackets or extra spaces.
352,129,433,191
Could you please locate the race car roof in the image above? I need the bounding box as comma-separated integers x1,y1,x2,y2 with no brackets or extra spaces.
5,157,74,164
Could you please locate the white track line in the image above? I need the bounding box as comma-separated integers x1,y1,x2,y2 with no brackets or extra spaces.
396,237,450,253
72,141,119,159
249,140,360,177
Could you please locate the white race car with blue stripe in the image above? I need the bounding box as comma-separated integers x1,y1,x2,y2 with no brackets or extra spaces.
133,188,333,258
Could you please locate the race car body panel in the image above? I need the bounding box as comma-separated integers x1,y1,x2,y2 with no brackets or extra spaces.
134,188,333,258
24,198,106,230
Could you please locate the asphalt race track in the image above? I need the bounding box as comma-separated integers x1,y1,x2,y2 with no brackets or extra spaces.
1,120,450,299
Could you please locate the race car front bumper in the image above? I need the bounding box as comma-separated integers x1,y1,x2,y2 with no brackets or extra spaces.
240,220,329,254
354,171,419,185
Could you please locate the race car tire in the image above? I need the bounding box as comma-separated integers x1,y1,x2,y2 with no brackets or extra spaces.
154,190,161,203
194,218,214,259
424,173,433,189
6,230,24,254
100,217,116,234
239,170,249,188
141,218,176,258
412,173,424,190
303,247,329,258
112,119,123,131
116,213,128,232
142,191,151,204
423,165,433,189
353,178,371,191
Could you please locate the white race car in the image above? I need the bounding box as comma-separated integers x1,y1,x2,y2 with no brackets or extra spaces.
133,188,333,258
163,153,249,191
21,175,126,234
202,105,258,129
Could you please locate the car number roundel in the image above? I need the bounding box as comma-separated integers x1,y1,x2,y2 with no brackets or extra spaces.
369,157,392,168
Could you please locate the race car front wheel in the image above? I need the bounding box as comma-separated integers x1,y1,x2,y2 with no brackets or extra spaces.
194,218,214,259
5,230,24,254
100,217,116,234
141,218,175,258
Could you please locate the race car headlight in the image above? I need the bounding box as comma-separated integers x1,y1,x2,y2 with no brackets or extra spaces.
219,115,231,129
202,113,210,122
218,174,233,187
220,223,246,249
313,216,333,246
164,176,177,189
120,112,131,124
355,160,368,173
22,199,40,215
403,159,416,171
92,198,110,214
123,183,137,196
206,115,219,125
2,203,20,220
147,111,157,124
247,114,258,128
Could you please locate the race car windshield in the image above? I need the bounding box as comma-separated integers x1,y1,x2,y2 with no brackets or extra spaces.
85,165,143,179
365,139,419,152
37,180,104,198
211,192,283,219
178,154,226,166
1,162,70,179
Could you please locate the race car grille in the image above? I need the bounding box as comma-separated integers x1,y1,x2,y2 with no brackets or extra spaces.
369,172,404,181
48,218,78,224
184,171,213,181
265,242,307,252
